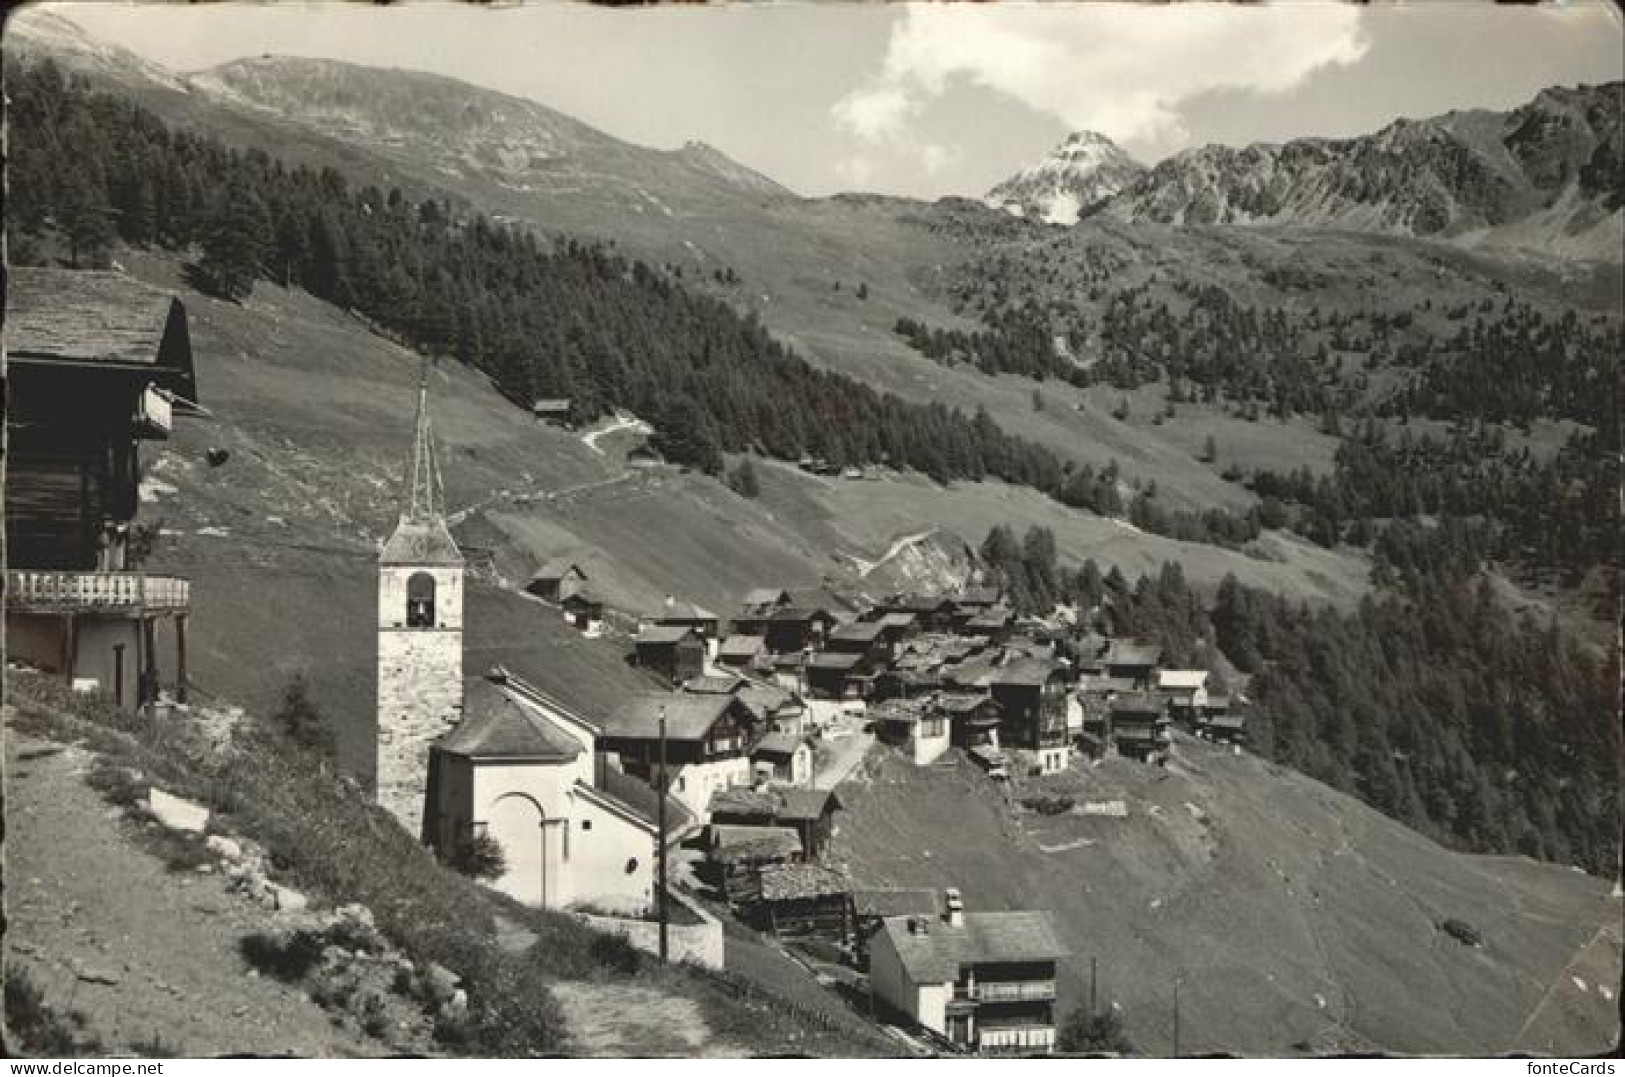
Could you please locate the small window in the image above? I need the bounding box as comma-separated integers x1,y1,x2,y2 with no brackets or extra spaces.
625,857,639,875
581,819,593,831
407,572,437,627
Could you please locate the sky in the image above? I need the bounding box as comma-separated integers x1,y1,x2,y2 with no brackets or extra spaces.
30,1,1625,200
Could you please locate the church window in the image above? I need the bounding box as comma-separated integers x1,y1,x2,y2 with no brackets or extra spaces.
407,572,436,627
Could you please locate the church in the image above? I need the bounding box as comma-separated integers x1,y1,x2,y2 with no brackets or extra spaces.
374,371,688,915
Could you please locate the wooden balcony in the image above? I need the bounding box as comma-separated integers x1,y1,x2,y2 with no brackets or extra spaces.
5,570,190,614
972,980,1057,1003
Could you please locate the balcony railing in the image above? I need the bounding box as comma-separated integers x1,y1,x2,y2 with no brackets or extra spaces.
6,570,190,614
972,980,1057,1003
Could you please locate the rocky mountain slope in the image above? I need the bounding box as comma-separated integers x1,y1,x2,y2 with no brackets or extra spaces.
985,131,1147,225
1098,82,1623,260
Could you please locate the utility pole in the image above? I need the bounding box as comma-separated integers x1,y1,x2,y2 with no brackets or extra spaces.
1090,956,1098,1017
1172,975,1182,1059
657,704,669,964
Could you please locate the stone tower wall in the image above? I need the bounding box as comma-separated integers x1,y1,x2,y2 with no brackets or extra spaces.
376,564,463,837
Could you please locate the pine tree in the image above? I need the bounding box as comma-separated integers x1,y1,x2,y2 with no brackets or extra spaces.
199,187,272,300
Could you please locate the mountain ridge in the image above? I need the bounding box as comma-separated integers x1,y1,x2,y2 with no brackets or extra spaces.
985,130,1147,225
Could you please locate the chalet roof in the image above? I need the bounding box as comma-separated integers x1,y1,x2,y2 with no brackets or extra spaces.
992,658,1062,687
717,634,766,658
1205,693,1232,709
4,268,197,394
1111,692,1167,717
635,625,701,646
807,651,865,671
590,767,696,838
752,732,804,759
1157,669,1210,691
1105,641,1163,668
876,911,1064,983
878,612,918,629
778,787,840,822
656,600,717,622
1078,675,1139,696
709,825,803,865
709,786,784,818
965,610,1015,630
534,557,586,581
531,398,572,412
380,517,464,566
854,889,940,920
935,692,997,716
759,863,852,903
1207,712,1246,731
829,621,885,643
893,594,957,614
602,693,736,742
736,683,797,719
742,588,792,609
683,673,747,696
438,678,583,761
560,589,603,609
768,606,835,624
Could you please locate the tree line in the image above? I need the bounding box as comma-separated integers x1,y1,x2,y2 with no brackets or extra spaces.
7,59,1268,551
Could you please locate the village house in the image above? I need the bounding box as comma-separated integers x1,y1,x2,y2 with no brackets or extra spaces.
1157,668,1211,722
715,633,767,670
883,594,961,633
1197,693,1246,745
937,692,1004,749
733,605,841,655
633,625,706,684
4,268,203,710
753,862,856,943
526,556,588,602
704,824,805,905
750,731,814,785
804,649,874,700
1102,640,1163,688
736,680,808,736
599,692,756,821
559,588,606,635
826,619,894,663
708,784,843,859
872,700,952,765
870,891,1064,1055
738,587,793,615
1110,692,1173,764
426,670,692,915
989,659,1071,775
650,598,721,647
960,606,1016,645
529,398,575,427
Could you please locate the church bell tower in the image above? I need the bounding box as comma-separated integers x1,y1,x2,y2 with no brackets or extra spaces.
376,366,464,837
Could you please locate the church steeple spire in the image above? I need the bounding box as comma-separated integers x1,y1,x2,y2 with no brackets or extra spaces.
403,360,444,523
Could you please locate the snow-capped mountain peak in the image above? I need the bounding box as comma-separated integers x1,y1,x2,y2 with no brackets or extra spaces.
984,131,1146,226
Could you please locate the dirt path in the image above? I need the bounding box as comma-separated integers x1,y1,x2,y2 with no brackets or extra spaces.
3,723,383,1057
580,415,650,455
550,981,742,1057
814,727,875,790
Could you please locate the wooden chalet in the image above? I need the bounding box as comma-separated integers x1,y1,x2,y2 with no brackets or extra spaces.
560,588,605,632
804,649,873,699
753,862,855,943
826,619,892,663
529,398,575,427
633,625,706,684
936,692,1004,748
652,599,720,641
990,659,1070,771
733,605,840,654
526,556,588,602
704,824,804,904
1110,692,1172,763
1102,640,1163,688
4,268,203,710
599,692,753,784
715,633,766,669
709,784,843,859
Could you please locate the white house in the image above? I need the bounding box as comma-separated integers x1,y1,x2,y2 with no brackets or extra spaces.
427,671,693,916
870,892,1064,1055
751,731,814,785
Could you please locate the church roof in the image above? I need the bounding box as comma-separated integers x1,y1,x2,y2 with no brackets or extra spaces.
380,516,463,565
438,678,582,761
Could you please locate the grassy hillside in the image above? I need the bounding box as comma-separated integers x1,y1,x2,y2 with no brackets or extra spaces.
829,741,1621,1056
120,246,1375,786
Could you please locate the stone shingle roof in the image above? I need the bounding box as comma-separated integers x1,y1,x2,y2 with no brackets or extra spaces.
602,692,735,741
759,862,852,902
6,267,178,367
438,678,582,761
877,911,1064,982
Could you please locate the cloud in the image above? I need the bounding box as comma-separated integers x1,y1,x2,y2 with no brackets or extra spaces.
833,4,1369,155
918,142,959,176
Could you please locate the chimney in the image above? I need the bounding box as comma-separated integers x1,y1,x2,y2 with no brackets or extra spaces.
943,887,964,927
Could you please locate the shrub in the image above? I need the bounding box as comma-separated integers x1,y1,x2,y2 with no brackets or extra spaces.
1057,1004,1134,1054
4,967,97,1056
1438,918,1483,947
588,931,644,975
446,832,507,881
272,672,331,753
240,929,327,982
1020,793,1076,816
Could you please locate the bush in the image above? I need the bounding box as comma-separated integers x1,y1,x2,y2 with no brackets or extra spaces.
1057,1004,1134,1054
1020,793,1076,816
589,931,644,975
272,672,331,753
445,832,507,881
240,929,327,982
1438,918,1483,947
4,967,98,1056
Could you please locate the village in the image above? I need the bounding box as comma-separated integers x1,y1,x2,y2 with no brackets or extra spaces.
4,264,1252,1056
